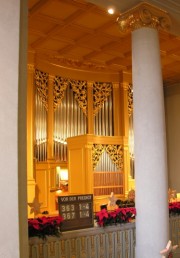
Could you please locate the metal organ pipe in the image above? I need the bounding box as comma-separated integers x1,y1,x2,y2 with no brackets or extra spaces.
94,91,113,136
35,91,47,162
109,93,113,136
54,84,87,161
94,151,118,172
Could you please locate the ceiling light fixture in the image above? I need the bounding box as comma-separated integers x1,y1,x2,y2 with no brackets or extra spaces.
107,8,115,15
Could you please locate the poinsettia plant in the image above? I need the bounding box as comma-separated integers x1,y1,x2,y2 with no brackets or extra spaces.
95,207,136,227
28,216,63,239
169,202,180,216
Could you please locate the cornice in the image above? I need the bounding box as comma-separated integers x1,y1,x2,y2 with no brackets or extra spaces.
39,53,107,72
151,0,180,15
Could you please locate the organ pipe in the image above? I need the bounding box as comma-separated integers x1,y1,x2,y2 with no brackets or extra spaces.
34,90,47,162
94,151,118,172
94,91,113,136
34,71,117,166
54,83,87,161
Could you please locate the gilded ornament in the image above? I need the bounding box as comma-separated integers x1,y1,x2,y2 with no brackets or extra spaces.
35,69,48,110
53,76,87,115
70,79,87,116
93,82,112,115
92,144,123,170
128,84,133,117
106,145,123,170
53,76,69,110
117,2,171,33
92,144,105,169
42,54,106,72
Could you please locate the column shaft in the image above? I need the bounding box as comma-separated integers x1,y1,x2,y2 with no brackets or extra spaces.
132,27,169,258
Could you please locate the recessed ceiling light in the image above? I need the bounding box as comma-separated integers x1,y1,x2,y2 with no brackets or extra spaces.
107,8,115,15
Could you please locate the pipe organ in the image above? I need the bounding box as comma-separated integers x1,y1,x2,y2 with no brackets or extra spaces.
28,67,133,214
34,70,116,162
93,144,124,196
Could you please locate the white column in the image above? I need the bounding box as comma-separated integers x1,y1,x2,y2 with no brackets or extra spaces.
0,0,28,257
132,27,169,258
117,4,171,257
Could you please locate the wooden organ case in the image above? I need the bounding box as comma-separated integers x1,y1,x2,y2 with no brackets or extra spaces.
28,67,133,215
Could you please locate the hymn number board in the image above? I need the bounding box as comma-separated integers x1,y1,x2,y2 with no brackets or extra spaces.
58,194,93,231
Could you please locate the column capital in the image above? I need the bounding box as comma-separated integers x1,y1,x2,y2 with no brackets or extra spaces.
112,82,119,89
120,82,129,90
27,63,34,72
117,2,171,33
87,81,94,88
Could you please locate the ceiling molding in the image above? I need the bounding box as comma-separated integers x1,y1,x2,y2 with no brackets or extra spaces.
28,0,180,86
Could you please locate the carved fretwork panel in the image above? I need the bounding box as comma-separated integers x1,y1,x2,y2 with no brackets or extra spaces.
106,145,123,170
93,82,112,115
92,144,104,169
53,76,69,110
92,144,123,171
35,69,48,110
128,84,133,117
70,79,87,116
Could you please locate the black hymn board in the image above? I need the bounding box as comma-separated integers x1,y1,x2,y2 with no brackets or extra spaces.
58,194,94,231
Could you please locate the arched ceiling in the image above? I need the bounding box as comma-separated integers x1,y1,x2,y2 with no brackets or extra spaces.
28,0,180,86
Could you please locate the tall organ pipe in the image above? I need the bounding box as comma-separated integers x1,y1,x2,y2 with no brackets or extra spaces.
35,91,47,162
54,84,87,161
94,91,113,136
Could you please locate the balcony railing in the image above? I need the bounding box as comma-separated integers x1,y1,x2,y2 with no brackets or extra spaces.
29,216,180,258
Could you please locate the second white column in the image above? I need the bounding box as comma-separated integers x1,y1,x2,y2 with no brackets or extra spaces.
132,26,169,258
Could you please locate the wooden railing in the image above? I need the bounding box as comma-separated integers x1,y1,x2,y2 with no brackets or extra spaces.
29,222,135,258
29,216,180,258
169,216,180,256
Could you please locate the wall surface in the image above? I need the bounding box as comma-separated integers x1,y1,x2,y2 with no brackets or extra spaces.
0,1,20,257
0,0,28,257
165,83,180,192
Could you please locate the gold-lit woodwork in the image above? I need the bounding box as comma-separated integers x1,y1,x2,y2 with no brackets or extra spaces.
28,0,180,216
27,64,132,215
28,0,180,87
117,2,171,33
67,135,130,211
35,161,67,215
27,64,36,218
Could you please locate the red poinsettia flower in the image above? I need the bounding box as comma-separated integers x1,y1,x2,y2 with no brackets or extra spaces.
109,210,117,218
96,209,108,220
121,208,127,216
169,201,180,216
96,209,109,226
95,206,137,227
28,219,40,230
28,215,64,239
53,216,64,225
40,216,50,224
